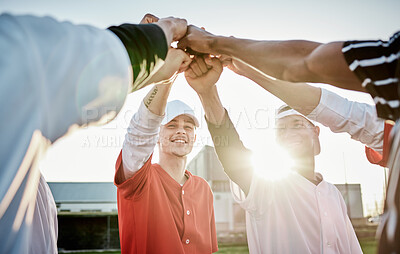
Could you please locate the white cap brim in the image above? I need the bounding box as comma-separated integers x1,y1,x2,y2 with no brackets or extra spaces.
161,100,199,127
276,105,315,126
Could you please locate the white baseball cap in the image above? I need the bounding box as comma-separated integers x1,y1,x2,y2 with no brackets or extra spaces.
276,104,315,126
161,100,199,127
276,104,320,155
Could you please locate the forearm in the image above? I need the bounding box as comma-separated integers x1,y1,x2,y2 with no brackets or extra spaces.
213,36,320,80
122,101,164,179
122,83,172,179
143,82,173,115
206,111,253,195
308,88,384,151
213,37,363,91
242,69,321,115
154,22,174,46
197,86,225,125
141,68,175,88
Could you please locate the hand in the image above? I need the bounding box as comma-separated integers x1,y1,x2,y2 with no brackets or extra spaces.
140,13,159,24
156,17,188,44
148,48,191,85
178,25,217,55
221,54,265,79
185,55,223,95
221,55,248,76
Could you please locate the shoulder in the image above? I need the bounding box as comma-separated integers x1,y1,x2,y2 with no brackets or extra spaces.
322,181,344,197
190,174,210,185
188,174,213,193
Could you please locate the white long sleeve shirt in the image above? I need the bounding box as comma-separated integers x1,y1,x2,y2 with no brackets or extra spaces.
121,101,164,180
31,174,58,254
231,172,362,254
308,88,385,152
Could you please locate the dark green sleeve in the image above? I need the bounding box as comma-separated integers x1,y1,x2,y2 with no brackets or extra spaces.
108,23,168,92
206,110,254,195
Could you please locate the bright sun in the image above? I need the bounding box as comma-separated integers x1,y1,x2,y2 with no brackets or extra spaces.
251,146,294,182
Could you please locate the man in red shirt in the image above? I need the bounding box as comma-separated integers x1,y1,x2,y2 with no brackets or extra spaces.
114,48,218,253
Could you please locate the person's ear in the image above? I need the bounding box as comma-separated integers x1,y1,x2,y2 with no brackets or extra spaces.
314,125,320,137
313,125,321,155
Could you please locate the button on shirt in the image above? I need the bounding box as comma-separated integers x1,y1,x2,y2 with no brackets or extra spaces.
231,172,362,254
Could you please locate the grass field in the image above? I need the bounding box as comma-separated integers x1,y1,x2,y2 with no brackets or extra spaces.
360,237,378,254
216,238,377,254
61,237,377,254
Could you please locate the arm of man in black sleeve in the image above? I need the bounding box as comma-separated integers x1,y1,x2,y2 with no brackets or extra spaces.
185,55,254,195
109,14,187,92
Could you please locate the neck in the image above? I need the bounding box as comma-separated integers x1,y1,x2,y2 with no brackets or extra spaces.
292,155,316,181
159,152,188,184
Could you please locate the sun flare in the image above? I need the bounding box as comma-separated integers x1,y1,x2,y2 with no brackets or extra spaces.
252,146,294,182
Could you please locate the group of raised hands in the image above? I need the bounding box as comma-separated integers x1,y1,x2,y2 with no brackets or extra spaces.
140,13,249,94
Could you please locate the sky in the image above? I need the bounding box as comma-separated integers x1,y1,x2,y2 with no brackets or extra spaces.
1,0,399,216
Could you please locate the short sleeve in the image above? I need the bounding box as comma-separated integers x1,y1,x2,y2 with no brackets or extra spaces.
114,152,153,199
230,175,275,217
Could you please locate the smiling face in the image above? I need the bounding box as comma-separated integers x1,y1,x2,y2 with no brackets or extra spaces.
158,114,196,158
275,115,320,158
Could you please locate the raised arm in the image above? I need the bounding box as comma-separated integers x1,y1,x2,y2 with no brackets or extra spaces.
223,57,385,151
109,14,187,92
185,56,253,194
120,48,191,181
223,56,321,115
0,13,187,143
0,13,186,254
178,25,362,92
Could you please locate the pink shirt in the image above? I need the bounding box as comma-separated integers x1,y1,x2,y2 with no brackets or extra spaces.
231,172,362,254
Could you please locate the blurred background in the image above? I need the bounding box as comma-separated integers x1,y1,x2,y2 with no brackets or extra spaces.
1,0,399,252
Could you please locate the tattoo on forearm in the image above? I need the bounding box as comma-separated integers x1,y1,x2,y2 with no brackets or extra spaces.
145,87,158,108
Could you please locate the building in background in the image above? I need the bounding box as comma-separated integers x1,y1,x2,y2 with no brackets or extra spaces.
48,182,119,250
336,184,364,219
48,182,117,212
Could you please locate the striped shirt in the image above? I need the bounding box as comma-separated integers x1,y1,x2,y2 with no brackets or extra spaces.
342,31,400,120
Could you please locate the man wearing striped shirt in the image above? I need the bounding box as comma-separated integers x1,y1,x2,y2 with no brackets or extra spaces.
179,28,400,253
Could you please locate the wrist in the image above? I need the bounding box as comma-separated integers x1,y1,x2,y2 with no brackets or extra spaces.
245,69,267,83
197,84,218,98
198,88,225,125
211,36,234,55
155,22,173,45
155,77,175,86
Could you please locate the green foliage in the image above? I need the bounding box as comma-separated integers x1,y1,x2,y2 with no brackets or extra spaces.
360,238,377,254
